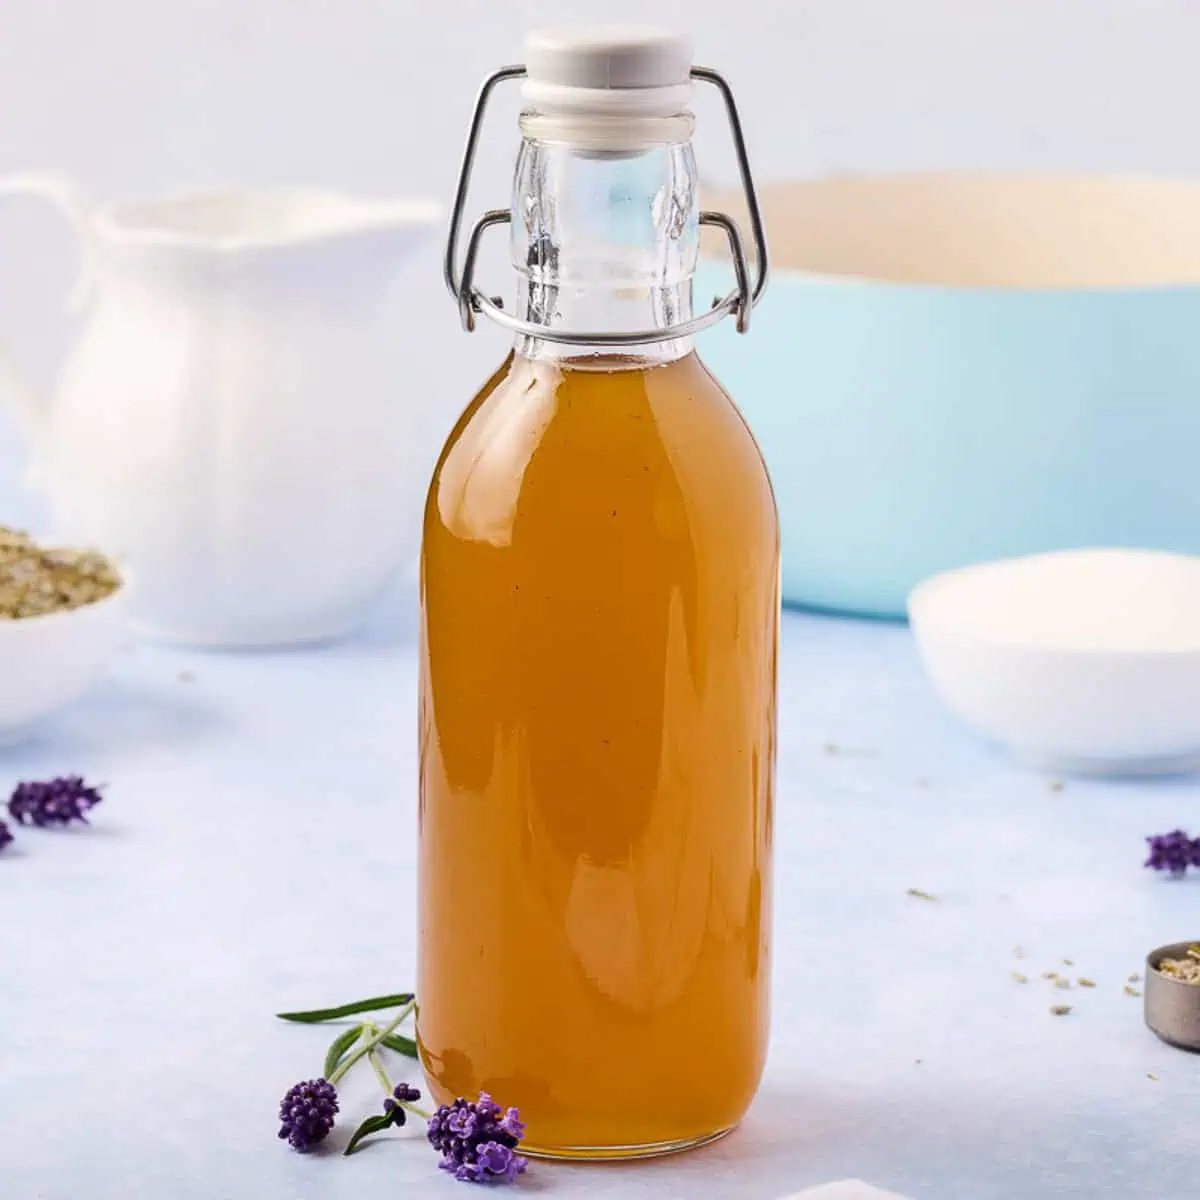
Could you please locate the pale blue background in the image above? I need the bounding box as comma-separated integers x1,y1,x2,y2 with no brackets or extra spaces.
5,2,1200,1194
2,440,1199,1197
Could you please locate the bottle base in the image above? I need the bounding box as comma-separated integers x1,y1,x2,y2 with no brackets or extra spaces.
522,1124,734,1162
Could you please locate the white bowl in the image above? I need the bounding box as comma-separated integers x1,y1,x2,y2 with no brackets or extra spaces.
0,581,127,743
908,549,1200,775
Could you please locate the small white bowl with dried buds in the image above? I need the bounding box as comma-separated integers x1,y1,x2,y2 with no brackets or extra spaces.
0,526,126,742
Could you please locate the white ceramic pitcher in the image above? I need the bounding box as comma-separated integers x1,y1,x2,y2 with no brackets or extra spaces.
0,176,441,646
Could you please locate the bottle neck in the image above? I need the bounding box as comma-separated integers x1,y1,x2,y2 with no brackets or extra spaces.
509,134,699,364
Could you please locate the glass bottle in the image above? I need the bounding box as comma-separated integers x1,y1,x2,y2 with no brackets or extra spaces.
419,29,777,1160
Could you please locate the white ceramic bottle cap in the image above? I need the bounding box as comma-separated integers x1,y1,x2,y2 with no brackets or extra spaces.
522,27,694,119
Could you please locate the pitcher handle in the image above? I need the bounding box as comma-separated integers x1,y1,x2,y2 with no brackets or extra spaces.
0,173,91,307
0,173,91,446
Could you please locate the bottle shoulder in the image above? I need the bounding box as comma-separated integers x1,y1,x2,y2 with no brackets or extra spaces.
426,351,777,551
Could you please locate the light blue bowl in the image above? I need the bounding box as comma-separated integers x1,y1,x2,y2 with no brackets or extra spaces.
697,174,1200,618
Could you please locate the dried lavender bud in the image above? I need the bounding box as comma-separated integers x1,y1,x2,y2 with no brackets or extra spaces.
0,820,12,852
427,1092,527,1184
8,776,103,827
278,1079,339,1150
1145,830,1199,876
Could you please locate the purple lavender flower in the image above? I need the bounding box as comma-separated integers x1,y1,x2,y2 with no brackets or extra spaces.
278,1078,339,1150
1145,830,1198,876
0,820,12,853
8,776,103,827
428,1092,527,1184
382,1082,423,1127
474,1142,522,1181
498,1107,525,1141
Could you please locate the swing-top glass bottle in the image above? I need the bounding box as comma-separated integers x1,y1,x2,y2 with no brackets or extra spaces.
418,28,779,1160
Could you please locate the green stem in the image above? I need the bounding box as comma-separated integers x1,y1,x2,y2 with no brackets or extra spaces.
366,1019,430,1117
367,1047,392,1095
327,1001,414,1087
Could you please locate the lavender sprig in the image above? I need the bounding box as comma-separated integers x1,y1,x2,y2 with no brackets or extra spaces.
278,1079,339,1150
341,1024,430,1156
0,820,12,853
275,992,528,1183
8,775,103,826
428,1093,528,1184
276,997,417,1155
1145,830,1200,876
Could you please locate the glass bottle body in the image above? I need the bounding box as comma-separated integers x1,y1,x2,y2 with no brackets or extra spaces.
418,126,778,1158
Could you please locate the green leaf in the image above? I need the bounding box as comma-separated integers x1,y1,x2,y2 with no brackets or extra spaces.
343,1112,395,1156
379,1033,419,1059
276,993,414,1024
323,1024,364,1079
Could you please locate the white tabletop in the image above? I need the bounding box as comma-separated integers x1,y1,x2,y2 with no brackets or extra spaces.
3,465,1198,1199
